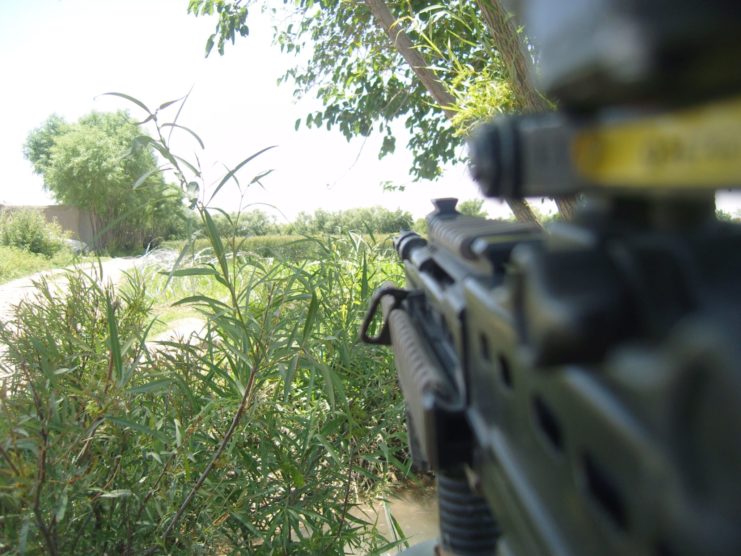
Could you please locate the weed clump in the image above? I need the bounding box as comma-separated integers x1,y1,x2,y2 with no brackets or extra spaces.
0,209,65,257
0,231,409,554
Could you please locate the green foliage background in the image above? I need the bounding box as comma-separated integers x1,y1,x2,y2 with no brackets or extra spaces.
24,111,187,253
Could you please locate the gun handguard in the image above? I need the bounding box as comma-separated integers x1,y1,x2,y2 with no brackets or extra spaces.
363,283,460,471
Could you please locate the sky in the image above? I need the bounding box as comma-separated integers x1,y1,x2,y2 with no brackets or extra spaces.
0,0,517,223
2,1,738,223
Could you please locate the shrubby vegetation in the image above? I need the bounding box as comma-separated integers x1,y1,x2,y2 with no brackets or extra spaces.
717,209,741,222
209,208,280,237
0,247,80,285
0,219,408,554
456,199,487,218
0,208,92,283
287,206,413,235
0,209,65,257
206,206,414,238
1,94,414,553
24,111,188,253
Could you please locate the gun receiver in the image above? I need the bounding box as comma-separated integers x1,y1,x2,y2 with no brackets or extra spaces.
361,1,741,554
362,197,741,556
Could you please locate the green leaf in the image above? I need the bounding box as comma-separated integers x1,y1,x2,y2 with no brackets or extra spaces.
101,92,152,116
132,166,166,189
208,145,277,205
169,86,193,131
174,153,201,177
361,250,369,300
127,379,172,394
174,418,182,447
161,123,205,149
18,515,30,554
158,96,186,111
248,169,274,187
160,267,219,278
201,209,229,282
302,292,319,342
187,181,200,205
172,295,230,310
55,490,68,522
282,354,300,400
314,433,341,463
106,296,123,384
134,135,176,163
280,461,305,488
160,233,197,289
107,417,167,441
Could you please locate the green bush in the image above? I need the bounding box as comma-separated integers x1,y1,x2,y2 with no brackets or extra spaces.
0,272,157,553
0,209,65,257
0,92,411,552
208,209,280,237
0,218,409,554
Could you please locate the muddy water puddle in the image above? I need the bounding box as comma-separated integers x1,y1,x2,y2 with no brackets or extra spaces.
353,486,439,553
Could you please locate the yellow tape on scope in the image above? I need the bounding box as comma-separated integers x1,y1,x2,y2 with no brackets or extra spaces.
572,97,741,189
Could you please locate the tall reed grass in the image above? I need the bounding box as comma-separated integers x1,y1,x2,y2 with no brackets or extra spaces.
0,223,409,554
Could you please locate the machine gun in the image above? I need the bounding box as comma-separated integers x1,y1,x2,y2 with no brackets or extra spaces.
361,1,741,555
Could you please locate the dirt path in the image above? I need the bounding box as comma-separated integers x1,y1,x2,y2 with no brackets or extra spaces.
0,250,208,349
0,258,144,323
356,488,439,549
0,249,184,325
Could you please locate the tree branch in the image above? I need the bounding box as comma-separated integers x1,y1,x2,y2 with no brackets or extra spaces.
476,0,578,220
475,0,549,113
163,365,257,545
364,0,541,225
363,0,456,117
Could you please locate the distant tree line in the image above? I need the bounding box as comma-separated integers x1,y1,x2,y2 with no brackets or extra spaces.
209,206,416,237
288,206,414,235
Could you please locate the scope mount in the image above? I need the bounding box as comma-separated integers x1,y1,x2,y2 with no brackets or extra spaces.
469,95,741,206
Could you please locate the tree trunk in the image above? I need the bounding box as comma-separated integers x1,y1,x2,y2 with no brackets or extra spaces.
475,0,549,113
89,211,100,253
476,0,578,220
555,197,578,221
508,197,541,225
364,0,541,226
364,0,457,116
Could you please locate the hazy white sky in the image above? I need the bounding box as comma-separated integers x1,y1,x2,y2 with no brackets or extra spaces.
3,1,738,222
0,0,516,222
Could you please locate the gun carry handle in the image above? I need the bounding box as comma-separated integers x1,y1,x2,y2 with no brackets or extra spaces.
360,283,408,345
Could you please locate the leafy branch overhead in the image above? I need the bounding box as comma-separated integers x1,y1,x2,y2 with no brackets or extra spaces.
188,0,572,223
188,1,516,181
